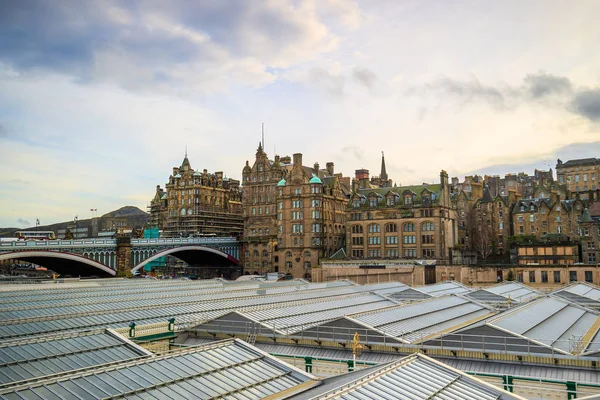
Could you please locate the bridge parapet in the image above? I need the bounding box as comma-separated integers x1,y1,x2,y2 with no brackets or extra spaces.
0,239,117,250
131,237,238,247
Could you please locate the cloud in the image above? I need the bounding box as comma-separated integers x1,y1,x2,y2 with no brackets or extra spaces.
421,76,505,108
468,141,600,178
353,67,376,89
0,1,350,94
308,67,345,97
0,124,6,138
340,145,364,161
523,72,572,99
16,218,30,227
570,89,600,122
412,73,600,124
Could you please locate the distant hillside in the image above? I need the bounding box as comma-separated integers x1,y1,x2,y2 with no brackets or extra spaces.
102,206,148,218
0,206,149,237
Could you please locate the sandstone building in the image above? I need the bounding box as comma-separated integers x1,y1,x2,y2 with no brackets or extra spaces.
241,144,350,279
556,158,600,198
149,154,243,237
346,160,457,264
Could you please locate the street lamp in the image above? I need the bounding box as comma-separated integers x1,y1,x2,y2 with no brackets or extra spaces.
36,218,40,232
74,216,78,239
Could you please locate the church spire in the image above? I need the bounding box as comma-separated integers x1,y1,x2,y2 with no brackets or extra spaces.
380,151,388,182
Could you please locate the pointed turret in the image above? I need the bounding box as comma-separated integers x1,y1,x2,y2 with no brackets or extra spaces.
380,151,388,182
180,148,191,171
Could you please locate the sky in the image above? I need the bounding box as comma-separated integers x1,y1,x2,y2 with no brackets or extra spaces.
1,0,600,228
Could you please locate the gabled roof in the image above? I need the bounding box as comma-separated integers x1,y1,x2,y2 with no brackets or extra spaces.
552,282,600,308
466,281,542,305
0,329,152,386
289,353,525,400
0,339,318,399
356,183,442,203
194,292,399,336
344,295,494,344
485,296,600,355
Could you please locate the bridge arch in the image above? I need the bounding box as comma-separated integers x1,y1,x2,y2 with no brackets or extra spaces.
132,245,239,273
0,250,116,276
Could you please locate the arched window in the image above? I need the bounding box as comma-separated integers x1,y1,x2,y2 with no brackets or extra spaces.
403,223,415,232
253,250,259,257
180,208,186,216
368,224,380,233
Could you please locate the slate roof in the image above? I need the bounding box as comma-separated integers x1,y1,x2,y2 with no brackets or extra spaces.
559,158,600,167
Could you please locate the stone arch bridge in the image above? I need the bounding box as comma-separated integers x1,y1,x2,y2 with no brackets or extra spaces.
0,237,240,277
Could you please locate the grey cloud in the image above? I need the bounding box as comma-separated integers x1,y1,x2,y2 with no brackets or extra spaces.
523,72,572,98
0,1,342,92
309,68,345,97
414,73,600,122
353,67,376,89
17,218,30,226
341,145,364,161
0,124,7,138
469,141,600,178
424,77,505,108
570,89,600,122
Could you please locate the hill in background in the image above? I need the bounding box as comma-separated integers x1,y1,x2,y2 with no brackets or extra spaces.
0,206,149,238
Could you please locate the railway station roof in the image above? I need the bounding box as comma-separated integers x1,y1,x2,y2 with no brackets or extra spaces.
192,292,399,336
0,329,151,387
389,280,473,301
0,339,318,399
466,281,542,305
286,353,525,399
435,296,600,356
299,295,495,345
0,280,405,340
552,282,600,309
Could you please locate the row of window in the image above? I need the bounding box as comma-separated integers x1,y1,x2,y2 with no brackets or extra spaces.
351,249,434,258
353,193,436,208
350,222,435,234
518,270,593,283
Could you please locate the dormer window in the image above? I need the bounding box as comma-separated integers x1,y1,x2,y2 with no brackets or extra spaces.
520,205,525,211
530,205,535,211
369,197,378,207
353,199,360,208
404,196,412,205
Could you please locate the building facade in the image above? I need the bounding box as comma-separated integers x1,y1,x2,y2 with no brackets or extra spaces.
346,166,457,263
149,154,243,237
242,144,350,279
556,158,600,198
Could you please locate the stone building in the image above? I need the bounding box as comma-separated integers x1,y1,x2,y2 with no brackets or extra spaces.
346,163,457,263
241,144,350,279
149,154,243,237
511,196,586,238
148,186,167,230
556,158,600,198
